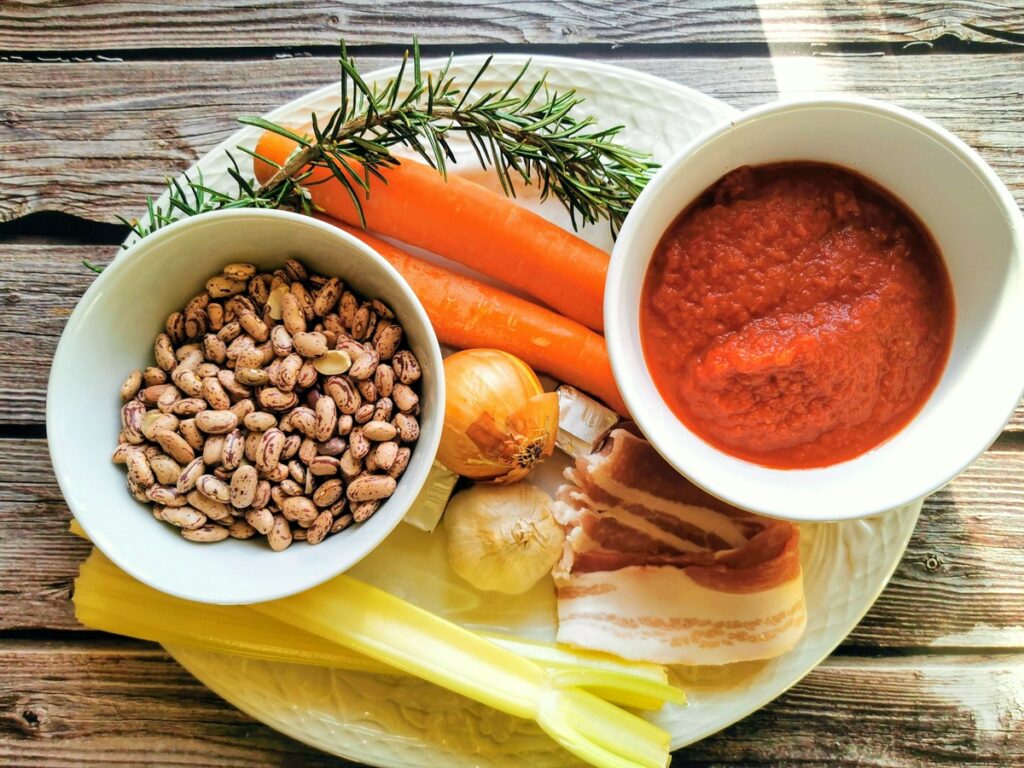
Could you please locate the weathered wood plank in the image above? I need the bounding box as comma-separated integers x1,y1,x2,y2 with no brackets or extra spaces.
0,639,350,767
2,436,1023,645
0,436,90,631
0,246,97,424
682,654,1024,765
1,54,1021,226
850,444,1024,648
0,55,389,224
0,1,1020,50
1,640,1020,766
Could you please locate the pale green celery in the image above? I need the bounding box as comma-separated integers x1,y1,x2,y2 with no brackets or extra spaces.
402,461,460,532
256,576,671,768
74,516,679,767
541,687,671,768
478,633,684,711
74,552,394,673
258,578,550,719
548,669,682,711
478,632,667,682
73,555,372,667
74,548,684,713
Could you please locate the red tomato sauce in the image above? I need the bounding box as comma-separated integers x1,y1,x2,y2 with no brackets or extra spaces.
640,163,954,469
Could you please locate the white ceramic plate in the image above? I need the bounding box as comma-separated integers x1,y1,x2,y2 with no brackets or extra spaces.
122,55,920,763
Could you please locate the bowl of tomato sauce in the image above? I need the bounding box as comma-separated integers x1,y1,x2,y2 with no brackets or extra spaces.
606,97,1024,522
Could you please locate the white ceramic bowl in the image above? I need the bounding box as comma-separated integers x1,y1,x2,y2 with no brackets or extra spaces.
607,97,1024,522
48,210,445,603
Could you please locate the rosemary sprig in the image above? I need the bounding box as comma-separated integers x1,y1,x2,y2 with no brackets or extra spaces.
118,39,657,249
247,41,657,234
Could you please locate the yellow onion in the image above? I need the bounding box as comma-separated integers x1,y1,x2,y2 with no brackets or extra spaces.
438,349,559,483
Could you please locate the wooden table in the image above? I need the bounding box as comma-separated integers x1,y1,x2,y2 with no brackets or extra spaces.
2,3,1023,765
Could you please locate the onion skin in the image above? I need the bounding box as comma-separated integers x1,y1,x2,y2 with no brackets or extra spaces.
439,349,559,482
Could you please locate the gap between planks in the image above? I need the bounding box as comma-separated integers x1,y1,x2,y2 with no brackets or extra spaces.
1,36,1022,64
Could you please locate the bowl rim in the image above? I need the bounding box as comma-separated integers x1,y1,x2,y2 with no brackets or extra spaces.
606,95,1024,521
46,208,445,603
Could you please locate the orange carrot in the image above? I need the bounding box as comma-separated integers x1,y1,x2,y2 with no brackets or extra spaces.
254,131,609,332
326,218,627,416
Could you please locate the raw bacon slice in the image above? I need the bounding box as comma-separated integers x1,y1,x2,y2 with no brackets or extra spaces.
553,429,806,665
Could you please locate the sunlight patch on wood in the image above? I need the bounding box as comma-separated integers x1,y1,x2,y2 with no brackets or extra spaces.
756,0,854,96
929,623,1024,649
922,656,1024,736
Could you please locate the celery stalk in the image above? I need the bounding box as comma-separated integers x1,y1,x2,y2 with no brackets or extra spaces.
72,527,679,768
256,578,671,768
478,632,668,682
74,549,683,711
74,552,394,673
479,632,685,710
548,669,682,711
543,687,671,768
257,578,551,719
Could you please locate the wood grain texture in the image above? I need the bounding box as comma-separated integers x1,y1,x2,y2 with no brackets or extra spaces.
3,436,1023,644
850,445,1024,648
0,246,97,424
1,53,1022,225
683,654,1024,766
0,1,1020,50
0,639,351,767
1,640,1020,766
0,437,91,631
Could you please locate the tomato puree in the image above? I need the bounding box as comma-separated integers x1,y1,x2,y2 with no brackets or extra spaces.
640,163,954,468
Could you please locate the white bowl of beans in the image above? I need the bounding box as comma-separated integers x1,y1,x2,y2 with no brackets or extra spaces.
48,209,444,604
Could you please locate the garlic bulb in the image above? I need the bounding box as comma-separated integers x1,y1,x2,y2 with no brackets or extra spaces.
446,483,565,595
